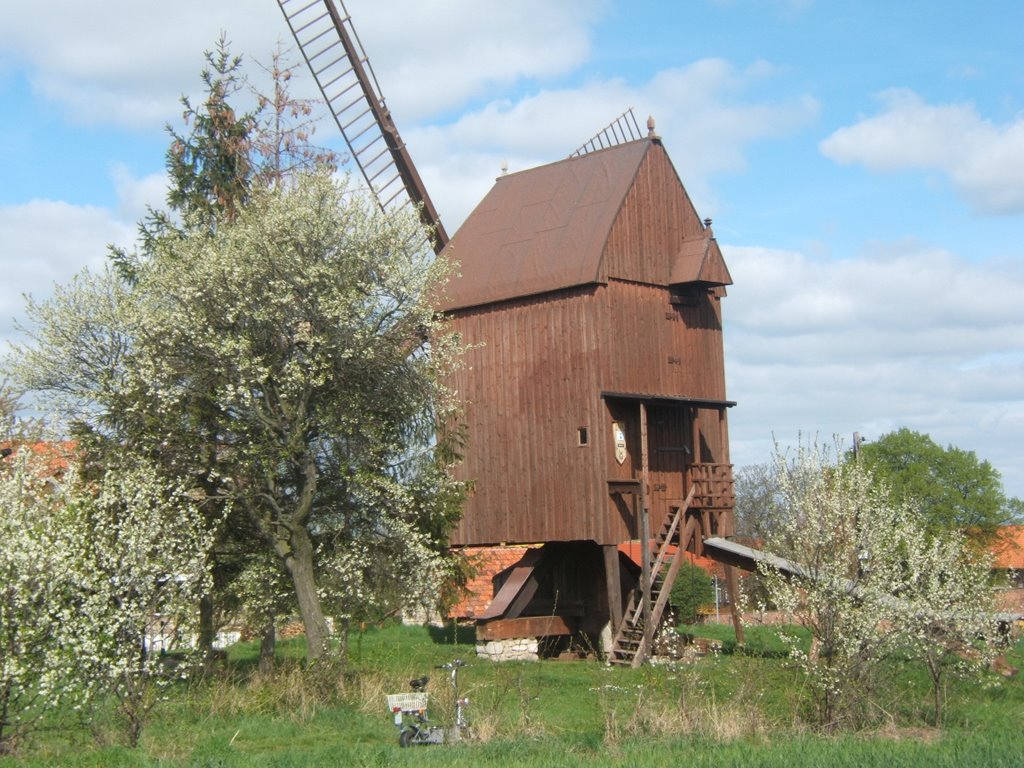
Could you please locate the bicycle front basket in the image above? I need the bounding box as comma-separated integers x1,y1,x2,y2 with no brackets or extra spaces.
386,692,428,713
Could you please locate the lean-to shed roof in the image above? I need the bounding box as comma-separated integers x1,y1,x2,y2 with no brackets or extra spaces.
437,139,653,312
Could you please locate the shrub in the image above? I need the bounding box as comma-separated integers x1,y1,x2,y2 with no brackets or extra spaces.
668,559,715,624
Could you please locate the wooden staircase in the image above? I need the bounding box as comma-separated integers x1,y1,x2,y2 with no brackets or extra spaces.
608,486,696,667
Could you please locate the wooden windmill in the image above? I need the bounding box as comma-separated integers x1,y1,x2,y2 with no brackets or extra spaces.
278,0,744,666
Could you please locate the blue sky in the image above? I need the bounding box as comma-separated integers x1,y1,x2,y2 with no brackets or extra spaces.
1,0,1022,498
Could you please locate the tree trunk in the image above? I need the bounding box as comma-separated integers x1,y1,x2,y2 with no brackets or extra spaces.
198,593,216,674
259,617,276,675
280,526,331,661
0,676,12,754
928,656,944,726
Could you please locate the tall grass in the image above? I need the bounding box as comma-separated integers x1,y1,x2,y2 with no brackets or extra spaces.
1,623,1021,767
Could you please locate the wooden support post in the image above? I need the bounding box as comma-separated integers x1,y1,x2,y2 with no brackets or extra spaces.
718,407,730,463
639,401,653,652
717,470,745,645
603,545,623,631
723,564,745,645
691,407,701,463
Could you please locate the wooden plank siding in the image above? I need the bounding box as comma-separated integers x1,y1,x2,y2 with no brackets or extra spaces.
450,287,610,545
603,280,726,400
444,137,735,552
449,282,731,546
602,142,706,286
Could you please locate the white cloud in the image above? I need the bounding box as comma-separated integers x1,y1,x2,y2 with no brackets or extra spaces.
0,200,132,350
820,88,1024,214
0,1,604,129
110,166,168,222
406,58,819,228
0,164,166,353
722,241,1024,497
344,0,604,123
0,1,287,127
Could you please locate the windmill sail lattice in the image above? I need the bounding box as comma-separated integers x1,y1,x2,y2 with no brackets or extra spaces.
277,0,448,253
570,109,644,157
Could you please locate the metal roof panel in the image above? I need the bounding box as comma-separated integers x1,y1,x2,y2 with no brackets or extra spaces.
438,140,652,311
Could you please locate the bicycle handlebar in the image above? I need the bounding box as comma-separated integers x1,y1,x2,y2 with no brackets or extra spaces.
434,659,466,670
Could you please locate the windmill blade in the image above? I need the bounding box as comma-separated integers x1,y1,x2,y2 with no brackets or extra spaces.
277,0,448,253
570,109,644,157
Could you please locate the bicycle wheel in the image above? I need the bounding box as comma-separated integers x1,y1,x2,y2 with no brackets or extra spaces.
399,727,416,748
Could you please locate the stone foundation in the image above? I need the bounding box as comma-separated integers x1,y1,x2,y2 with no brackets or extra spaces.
476,637,539,661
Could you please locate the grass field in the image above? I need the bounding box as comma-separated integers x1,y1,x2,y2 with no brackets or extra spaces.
3,622,1023,767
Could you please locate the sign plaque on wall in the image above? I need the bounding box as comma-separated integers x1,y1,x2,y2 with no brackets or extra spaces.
612,421,627,465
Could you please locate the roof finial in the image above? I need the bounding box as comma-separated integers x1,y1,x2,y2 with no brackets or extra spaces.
647,115,656,137
500,159,509,176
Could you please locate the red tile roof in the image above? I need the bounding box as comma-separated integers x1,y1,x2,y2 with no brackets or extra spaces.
992,526,1024,570
617,540,723,577
0,441,76,476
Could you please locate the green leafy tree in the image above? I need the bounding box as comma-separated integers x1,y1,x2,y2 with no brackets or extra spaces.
166,33,255,227
668,559,715,625
858,427,1018,540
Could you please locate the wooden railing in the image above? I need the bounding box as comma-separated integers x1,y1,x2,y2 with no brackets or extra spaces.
688,463,734,510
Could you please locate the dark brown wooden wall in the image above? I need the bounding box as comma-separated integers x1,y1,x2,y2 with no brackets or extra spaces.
448,142,732,548
602,143,705,286
449,280,730,547
449,287,611,546
603,280,726,400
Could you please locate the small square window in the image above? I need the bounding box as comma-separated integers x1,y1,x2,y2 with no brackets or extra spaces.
577,427,589,446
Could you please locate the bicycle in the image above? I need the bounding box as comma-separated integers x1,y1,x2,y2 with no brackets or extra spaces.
386,659,470,747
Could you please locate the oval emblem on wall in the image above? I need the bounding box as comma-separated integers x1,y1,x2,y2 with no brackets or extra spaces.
613,421,627,465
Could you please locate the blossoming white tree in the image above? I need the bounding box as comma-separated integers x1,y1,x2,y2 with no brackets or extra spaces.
12,171,467,662
865,517,996,725
60,461,215,747
756,439,998,730
0,448,79,753
0,444,213,751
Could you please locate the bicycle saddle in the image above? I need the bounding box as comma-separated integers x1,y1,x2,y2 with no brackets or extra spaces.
409,676,429,691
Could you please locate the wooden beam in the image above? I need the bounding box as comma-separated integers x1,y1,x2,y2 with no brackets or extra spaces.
723,564,745,645
679,514,700,554
699,509,711,554
608,479,642,495
690,407,700,463
719,409,731,464
505,562,548,619
477,615,577,641
603,545,623,630
639,401,653,652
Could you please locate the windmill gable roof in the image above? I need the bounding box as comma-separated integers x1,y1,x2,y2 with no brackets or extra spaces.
438,139,652,312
